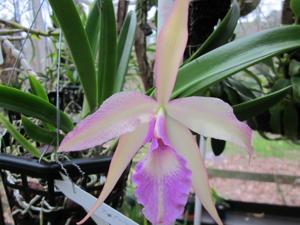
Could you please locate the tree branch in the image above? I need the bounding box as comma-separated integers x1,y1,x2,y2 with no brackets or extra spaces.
0,19,58,37
0,29,23,35
117,0,129,33
0,38,38,79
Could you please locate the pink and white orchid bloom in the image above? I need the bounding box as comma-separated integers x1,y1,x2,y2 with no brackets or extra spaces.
59,0,253,224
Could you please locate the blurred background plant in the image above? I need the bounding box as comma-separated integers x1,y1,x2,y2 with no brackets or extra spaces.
0,0,138,160
0,1,138,224
208,0,300,155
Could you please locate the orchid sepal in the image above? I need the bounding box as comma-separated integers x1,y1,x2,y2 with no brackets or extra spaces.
76,123,149,225
166,97,253,155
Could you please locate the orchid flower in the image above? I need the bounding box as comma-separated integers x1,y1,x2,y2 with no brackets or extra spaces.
59,1,253,224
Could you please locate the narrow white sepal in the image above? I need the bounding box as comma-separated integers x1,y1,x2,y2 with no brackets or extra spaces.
54,175,139,225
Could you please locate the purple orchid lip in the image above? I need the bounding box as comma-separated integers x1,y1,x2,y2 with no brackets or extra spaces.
133,142,191,225
133,113,192,225
133,140,191,225
58,0,252,224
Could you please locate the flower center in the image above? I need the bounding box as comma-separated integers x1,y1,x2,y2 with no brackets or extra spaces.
154,108,165,138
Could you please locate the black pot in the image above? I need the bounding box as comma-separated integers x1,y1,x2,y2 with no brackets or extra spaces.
0,154,129,225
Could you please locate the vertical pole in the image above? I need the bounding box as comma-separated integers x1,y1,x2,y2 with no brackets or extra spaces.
55,30,62,159
194,135,206,225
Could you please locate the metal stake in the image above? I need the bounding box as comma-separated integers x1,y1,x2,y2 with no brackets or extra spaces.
194,135,206,225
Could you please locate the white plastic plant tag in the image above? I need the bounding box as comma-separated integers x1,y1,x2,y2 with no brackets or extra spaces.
55,175,139,225
0,44,3,65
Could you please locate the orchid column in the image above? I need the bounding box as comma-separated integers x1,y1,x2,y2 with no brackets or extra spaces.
58,1,252,225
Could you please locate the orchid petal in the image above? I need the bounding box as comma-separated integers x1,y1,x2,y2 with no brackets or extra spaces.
77,123,149,225
133,139,191,225
157,0,174,32
155,0,190,104
166,116,224,225
166,97,253,155
59,91,157,152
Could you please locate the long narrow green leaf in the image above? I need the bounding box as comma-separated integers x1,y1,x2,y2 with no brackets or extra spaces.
233,86,292,120
283,103,298,139
114,11,137,92
211,138,226,156
270,104,283,133
291,76,300,103
0,114,41,158
185,0,240,63
48,0,97,111
98,0,117,104
173,25,300,97
22,116,63,145
291,0,300,18
28,75,55,131
0,85,74,133
244,69,264,91
28,75,49,101
86,0,101,59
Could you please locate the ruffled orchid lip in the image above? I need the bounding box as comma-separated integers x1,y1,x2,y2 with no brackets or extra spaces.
133,117,192,225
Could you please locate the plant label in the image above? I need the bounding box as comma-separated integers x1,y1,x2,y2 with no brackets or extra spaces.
55,175,139,225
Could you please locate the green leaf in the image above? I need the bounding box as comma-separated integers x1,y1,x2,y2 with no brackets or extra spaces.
270,104,283,134
233,86,292,121
283,103,298,139
271,78,291,92
48,0,97,111
292,76,300,103
86,0,101,59
223,84,240,105
173,25,300,97
81,96,91,119
185,0,240,63
226,78,256,101
28,75,49,101
244,69,263,91
98,0,117,104
289,59,300,76
22,116,63,145
0,85,74,133
291,0,300,18
0,114,41,158
114,11,137,92
211,138,226,156
28,75,55,131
